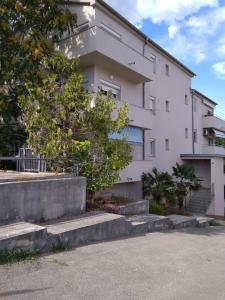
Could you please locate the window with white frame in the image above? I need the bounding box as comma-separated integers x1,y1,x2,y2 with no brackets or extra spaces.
76,21,89,33
109,126,144,160
165,138,169,151
100,23,121,40
185,94,188,105
149,139,156,157
99,80,121,100
149,54,156,74
145,96,156,112
165,100,170,112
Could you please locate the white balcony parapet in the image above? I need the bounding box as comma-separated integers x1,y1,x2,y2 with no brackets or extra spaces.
202,144,225,156
58,26,154,83
202,115,225,133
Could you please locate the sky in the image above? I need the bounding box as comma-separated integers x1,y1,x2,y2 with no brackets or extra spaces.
105,0,225,118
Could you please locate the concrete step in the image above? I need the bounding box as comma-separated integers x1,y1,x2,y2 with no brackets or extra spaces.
196,216,214,227
46,211,131,248
168,215,198,229
0,222,46,251
126,214,171,235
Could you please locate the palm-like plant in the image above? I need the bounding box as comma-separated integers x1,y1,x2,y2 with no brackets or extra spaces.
172,163,202,209
142,168,176,205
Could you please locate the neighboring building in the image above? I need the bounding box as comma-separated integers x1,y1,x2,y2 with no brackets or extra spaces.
59,0,225,217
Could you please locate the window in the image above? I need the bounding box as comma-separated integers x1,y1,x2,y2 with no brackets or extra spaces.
193,130,197,143
165,100,170,112
109,126,144,160
149,54,156,74
165,64,170,76
100,80,121,100
193,98,197,112
145,96,156,112
165,139,169,151
100,23,121,40
185,95,188,105
76,21,89,33
185,128,188,139
150,139,156,157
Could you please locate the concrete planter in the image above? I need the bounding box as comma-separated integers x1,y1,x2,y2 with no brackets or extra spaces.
103,199,149,216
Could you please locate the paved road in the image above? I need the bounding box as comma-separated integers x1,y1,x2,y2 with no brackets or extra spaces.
1,226,225,300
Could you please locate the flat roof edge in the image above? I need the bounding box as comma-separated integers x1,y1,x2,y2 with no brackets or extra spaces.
191,89,218,106
95,0,196,77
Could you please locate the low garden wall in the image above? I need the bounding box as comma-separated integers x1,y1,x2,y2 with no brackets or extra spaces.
0,175,86,223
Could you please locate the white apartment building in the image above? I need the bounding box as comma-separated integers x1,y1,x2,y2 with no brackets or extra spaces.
59,0,225,217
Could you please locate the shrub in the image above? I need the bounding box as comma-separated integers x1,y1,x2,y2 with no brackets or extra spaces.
149,201,165,215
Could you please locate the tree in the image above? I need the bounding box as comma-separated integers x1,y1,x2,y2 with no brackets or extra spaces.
20,52,132,197
142,168,176,205
0,0,77,155
172,163,202,209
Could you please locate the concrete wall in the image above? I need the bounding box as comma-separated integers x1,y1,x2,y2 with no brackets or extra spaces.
208,157,225,216
0,176,86,223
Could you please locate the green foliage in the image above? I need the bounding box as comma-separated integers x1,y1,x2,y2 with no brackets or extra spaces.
20,52,132,196
0,248,39,265
52,239,68,252
214,137,225,147
142,163,202,209
142,168,176,205
0,0,77,155
172,163,202,209
149,201,165,215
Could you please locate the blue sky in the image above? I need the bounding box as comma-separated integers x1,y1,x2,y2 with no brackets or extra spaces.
105,0,225,118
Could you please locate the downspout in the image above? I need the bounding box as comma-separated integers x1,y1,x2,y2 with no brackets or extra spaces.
142,38,148,161
142,38,148,108
191,89,195,154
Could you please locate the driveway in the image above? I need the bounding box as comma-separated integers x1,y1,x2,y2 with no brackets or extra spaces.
1,226,225,300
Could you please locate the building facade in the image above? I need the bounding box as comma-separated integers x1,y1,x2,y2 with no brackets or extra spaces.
59,0,225,217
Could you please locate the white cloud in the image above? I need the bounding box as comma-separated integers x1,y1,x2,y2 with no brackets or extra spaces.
162,33,207,64
186,6,225,35
212,62,225,79
216,36,225,56
168,24,179,39
105,0,225,64
106,0,218,25
137,0,218,24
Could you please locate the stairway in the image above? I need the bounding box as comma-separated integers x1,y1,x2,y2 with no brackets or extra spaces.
187,188,212,214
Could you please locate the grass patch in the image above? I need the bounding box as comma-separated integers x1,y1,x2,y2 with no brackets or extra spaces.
52,239,68,252
210,220,222,226
0,249,39,265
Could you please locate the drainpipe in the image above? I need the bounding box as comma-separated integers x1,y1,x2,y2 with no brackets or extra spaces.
142,38,148,108
191,89,195,154
142,38,148,161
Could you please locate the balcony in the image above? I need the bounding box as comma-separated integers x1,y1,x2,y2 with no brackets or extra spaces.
58,26,153,83
202,115,225,132
114,101,153,130
202,144,225,156
119,160,153,183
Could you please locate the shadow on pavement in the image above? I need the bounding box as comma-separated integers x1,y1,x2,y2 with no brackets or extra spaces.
0,287,51,298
